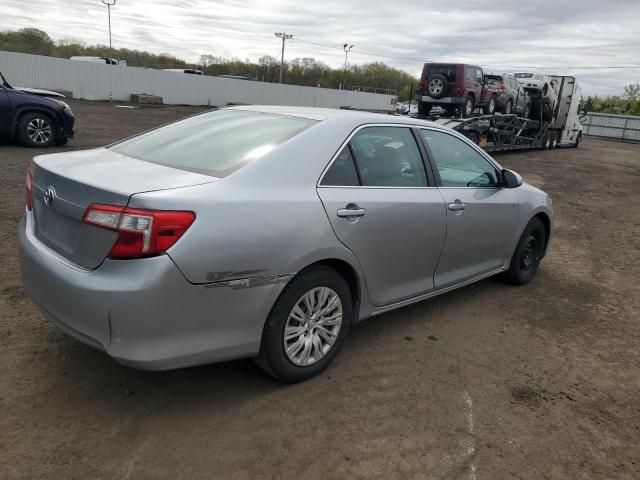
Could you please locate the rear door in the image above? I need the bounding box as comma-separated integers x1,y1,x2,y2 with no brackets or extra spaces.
417,128,519,288
317,125,446,306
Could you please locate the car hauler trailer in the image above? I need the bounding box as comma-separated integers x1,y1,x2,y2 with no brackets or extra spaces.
414,76,583,152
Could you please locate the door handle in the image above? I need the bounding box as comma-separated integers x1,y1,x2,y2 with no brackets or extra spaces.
337,204,366,218
447,201,467,211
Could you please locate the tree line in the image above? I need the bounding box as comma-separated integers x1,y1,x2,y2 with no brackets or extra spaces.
582,84,640,116
0,28,417,100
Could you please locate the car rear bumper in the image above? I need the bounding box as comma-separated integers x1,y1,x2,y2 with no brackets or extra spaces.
416,95,465,105
19,212,284,370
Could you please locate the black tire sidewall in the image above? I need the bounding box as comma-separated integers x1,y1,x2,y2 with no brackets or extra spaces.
508,218,546,285
18,112,56,148
418,102,432,115
258,266,352,382
505,99,513,114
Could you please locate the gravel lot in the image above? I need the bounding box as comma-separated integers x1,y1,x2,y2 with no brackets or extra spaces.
1,100,639,480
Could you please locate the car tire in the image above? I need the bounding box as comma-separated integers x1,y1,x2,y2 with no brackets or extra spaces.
483,96,496,115
418,101,432,115
551,131,558,149
504,217,546,285
461,96,474,117
504,99,513,115
427,74,448,99
543,131,552,150
255,266,352,383
464,131,479,144
17,112,56,148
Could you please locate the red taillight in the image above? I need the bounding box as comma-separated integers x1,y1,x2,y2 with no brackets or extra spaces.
83,204,195,259
25,164,34,211
499,85,507,92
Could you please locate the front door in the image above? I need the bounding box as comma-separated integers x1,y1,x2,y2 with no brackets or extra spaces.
418,128,519,288
317,125,447,306
0,87,11,136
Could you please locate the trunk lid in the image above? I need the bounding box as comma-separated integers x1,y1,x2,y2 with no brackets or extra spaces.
30,147,216,269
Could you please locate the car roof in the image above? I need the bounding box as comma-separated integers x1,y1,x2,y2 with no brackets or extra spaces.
226,105,450,130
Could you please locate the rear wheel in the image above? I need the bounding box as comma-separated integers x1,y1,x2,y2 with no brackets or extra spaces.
550,131,558,149
483,96,496,114
462,96,474,117
17,112,56,148
504,217,546,285
573,132,582,148
255,266,352,382
504,99,513,114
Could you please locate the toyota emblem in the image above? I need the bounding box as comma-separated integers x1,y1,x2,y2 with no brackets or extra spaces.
43,186,56,206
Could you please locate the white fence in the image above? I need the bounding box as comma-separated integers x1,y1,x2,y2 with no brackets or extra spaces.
0,51,396,110
581,112,640,143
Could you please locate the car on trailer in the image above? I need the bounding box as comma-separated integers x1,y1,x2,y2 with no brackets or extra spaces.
484,74,532,118
432,76,582,152
416,63,500,118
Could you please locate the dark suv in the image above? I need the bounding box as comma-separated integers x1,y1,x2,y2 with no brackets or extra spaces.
0,71,74,148
416,63,499,117
485,74,532,118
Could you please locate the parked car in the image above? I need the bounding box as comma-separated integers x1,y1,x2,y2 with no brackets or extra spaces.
416,63,499,117
514,72,560,120
485,74,532,117
0,71,75,148
70,56,126,66
19,106,552,382
163,69,203,75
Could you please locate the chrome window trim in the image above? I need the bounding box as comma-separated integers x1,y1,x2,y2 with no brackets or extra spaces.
317,123,437,189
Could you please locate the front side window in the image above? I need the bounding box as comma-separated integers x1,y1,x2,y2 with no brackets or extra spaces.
110,110,317,177
476,68,483,83
420,130,500,188
349,127,427,187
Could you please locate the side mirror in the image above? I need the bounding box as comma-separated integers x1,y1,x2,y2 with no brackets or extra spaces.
502,169,523,188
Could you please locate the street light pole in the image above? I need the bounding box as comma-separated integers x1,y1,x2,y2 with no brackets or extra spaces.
102,0,116,63
274,32,293,84
342,44,353,90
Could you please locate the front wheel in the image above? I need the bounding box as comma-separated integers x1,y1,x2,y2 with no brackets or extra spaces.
504,218,546,285
504,99,513,115
461,96,474,117
255,266,352,382
483,96,496,115
17,112,56,148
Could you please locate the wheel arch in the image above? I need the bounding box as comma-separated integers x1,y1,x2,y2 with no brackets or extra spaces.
532,212,551,255
12,107,59,139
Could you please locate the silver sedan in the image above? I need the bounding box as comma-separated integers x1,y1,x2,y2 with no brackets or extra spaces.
19,106,552,382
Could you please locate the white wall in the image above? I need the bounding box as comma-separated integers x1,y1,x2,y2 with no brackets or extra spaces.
0,51,396,111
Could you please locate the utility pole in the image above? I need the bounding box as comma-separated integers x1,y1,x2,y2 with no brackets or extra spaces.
101,0,116,63
342,43,353,90
274,32,293,84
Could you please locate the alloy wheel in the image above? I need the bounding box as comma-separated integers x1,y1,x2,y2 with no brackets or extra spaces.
283,287,343,367
27,118,52,145
429,79,444,96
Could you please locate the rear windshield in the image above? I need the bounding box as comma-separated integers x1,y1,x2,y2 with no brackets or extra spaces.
485,75,503,85
514,73,534,79
424,64,457,82
110,109,317,177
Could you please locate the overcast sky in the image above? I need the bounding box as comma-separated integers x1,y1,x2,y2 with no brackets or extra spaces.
2,0,639,95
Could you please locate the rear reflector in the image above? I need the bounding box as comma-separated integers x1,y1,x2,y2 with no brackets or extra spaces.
25,164,34,211
83,204,195,259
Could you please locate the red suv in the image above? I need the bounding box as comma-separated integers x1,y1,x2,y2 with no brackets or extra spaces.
416,63,498,117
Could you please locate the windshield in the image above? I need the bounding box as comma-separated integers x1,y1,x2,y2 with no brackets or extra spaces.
109,109,317,177
514,73,534,79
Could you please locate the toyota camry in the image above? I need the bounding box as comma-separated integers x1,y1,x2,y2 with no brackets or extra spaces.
19,106,552,382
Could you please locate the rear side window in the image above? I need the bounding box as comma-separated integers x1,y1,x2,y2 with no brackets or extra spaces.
321,147,359,186
110,110,316,177
426,64,457,82
350,127,427,187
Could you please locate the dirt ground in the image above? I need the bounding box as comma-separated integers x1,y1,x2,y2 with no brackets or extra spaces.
1,100,639,480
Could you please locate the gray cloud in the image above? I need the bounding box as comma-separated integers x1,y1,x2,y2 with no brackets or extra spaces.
1,0,639,95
